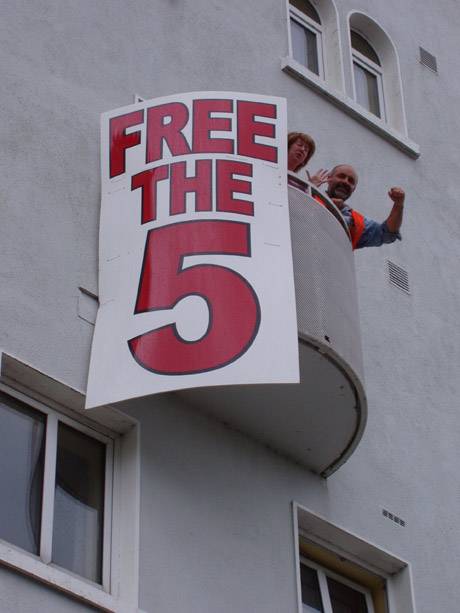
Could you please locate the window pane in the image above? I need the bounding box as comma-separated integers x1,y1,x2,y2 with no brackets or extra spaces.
0,393,45,555
291,19,319,75
353,62,381,117
350,31,380,65
52,423,106,583
328,576,368,613
291,0,321,24
300,564,324,612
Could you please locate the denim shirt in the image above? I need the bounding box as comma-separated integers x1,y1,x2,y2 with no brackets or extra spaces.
341,205,402,249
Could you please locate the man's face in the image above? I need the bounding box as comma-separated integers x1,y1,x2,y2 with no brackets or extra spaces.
288,138,310,172
327,165,358,202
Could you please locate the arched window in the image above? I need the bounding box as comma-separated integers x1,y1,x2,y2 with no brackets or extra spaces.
348,12,408,136
284,0,344,93
289,0,324,77
351,30,384,119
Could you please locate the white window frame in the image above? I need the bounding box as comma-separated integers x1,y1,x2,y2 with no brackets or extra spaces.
40,404,113,589
300,556,375,613
289,3,325,79
351,45,386,120
0,380,140,613
293,502,417,613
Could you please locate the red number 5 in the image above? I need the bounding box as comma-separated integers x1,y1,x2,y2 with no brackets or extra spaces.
128,220,261,375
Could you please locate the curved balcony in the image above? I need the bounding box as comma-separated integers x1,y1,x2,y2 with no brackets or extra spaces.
180,176,367,477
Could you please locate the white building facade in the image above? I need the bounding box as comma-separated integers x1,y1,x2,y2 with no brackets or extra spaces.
0,1,457,612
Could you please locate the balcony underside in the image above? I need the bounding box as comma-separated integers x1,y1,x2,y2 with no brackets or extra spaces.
180,336,364,477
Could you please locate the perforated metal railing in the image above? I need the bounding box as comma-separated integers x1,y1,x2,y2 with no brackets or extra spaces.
287,172,351,243
288,175,365,388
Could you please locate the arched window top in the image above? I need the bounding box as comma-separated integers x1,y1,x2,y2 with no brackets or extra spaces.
290,0,321,25
350,30,380,66
348,11,407,134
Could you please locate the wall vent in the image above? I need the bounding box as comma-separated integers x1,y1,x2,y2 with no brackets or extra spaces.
387,260,410,294
419,47,438,72
382,508,406,527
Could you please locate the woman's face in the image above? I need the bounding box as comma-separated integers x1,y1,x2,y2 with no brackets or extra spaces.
288,138,310,171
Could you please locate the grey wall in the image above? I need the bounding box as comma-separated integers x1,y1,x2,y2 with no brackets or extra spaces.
1,1,459,612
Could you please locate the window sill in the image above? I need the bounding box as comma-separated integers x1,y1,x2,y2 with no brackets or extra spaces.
0,540,129,612
281,57,420,159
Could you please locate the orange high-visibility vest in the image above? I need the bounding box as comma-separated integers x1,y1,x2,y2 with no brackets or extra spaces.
349,209,366,250
312,194,365,250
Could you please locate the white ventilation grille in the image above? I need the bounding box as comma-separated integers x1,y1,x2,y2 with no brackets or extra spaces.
387,260,410,294
419,47,438,72
382,508,406,527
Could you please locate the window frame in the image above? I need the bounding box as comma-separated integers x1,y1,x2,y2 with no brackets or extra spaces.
293,502,417,613
300,556,375,613
351,41,386,120
0,382,133,612
41,408,113,588
289,3,325,79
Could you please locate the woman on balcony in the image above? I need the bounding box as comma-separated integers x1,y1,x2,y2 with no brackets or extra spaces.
287,131,329,187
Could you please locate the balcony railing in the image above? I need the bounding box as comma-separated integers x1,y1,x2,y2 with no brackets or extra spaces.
287,171,351,241
180,176,367,477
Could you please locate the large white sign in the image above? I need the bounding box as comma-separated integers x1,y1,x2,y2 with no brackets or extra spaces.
86,91,299,409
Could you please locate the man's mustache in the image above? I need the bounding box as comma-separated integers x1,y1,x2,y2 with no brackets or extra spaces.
332,183,351,196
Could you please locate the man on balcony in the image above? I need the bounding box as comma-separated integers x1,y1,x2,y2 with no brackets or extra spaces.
325,165,405,250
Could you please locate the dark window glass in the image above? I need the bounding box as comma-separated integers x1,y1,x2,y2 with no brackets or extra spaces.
328,576,369,613
52,423,106,583
291,0,321,24
291,19,319,75
0,393,45,555
300,563,324,612
351,31,380,65
353,62,381,117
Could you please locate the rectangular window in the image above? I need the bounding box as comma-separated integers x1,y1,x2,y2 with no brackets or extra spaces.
291,18,320,76
353,60,381,118
300,558,376,613
0,394,46,555
289,4,323,79
294,503,416,613
52,422,106,583
327,575,369,612
0,391,112,587
301,562,324,612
